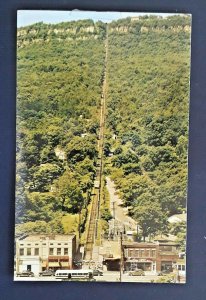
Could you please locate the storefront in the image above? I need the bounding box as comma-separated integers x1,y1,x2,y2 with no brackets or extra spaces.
44,256,70,271
175,258,186,283
122,241,180,274
18,256,41,275
124,259,156,272
161,261,173,272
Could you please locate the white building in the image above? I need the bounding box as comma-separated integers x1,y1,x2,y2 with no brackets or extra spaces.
168,213,186,224
16,234,76,275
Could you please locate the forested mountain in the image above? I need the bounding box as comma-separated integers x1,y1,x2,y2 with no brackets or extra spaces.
16,15,191,243
17,19,106,47
16,20,106,236
105,15,191,240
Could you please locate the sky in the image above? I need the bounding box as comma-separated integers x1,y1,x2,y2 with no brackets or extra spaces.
17,10,181,28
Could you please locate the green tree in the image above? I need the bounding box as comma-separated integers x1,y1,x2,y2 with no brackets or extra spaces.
55,170,84,213
133,201,168,241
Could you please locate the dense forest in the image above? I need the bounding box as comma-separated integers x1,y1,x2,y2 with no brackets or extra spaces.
16,15,191,245
16,20,106,237
105,15,191,242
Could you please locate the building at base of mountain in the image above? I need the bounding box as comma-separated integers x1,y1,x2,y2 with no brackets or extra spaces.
15,234,76,275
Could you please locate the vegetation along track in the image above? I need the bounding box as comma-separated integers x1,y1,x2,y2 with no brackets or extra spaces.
84,25,108,260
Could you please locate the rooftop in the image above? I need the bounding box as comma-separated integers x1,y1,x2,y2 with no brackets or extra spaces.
100,240,121,258
18,234,75,241
168,213,187,223
122,242,156,248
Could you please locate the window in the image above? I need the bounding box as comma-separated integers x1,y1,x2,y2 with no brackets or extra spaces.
34,248,39,256
57,248,61,255
19,248,24,256
159,245,172,251
42,243,46,246
151,250,156,257
27,248,31,255
64,243,68,245
64,248,68,255
182,265,185,271
35,243,39,246
49,248,54,255
178,265,182,271
145,250,150,257
50,243,53,245
58,243,61,245
27,265,31,271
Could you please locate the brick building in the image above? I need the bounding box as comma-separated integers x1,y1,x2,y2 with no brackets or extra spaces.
123,242,157,273
123,240,179,273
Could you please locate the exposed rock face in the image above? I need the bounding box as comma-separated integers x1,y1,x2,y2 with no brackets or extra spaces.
110,26,129,33
66,28,77,34
140,26,149,33
17,29,27,36
109,24,191,34
17,25,99,48
80,26,95,33
17,21,191,48
54,28,65,34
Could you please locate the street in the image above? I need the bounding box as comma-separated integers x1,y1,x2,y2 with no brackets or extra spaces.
14,271,160,283
106,177,137,230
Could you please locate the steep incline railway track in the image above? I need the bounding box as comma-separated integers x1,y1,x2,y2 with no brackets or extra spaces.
84,25,108,260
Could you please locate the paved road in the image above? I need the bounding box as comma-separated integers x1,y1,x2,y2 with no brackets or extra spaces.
95,271,159,283
106,177,137,230
14,271,160,283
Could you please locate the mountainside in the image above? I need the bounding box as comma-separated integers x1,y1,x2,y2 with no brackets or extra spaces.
16,20,106,236
105,15,191,240
16,15,191,244
17,19,106,47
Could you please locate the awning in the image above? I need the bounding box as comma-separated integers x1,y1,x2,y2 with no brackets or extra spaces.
104,257,120,261
60,262,70,267
126,260,153,263
48,262,60,267
48,256,69,260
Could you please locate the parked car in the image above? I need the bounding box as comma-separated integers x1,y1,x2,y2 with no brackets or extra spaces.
39,270,55,277
128,269,145,276
16,270,34,277
157,269,172,276
93,269,103,276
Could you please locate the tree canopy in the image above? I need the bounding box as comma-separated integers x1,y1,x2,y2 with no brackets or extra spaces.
16,16,191,243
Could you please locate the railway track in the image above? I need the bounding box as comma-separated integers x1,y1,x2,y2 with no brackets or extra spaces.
84,25,108,260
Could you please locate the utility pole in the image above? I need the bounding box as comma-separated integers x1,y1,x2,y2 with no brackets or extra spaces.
78,204,82,242
112,200,115,219
120,231,123,282
16,239,19,273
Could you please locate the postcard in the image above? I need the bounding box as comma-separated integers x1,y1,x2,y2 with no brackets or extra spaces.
15,10,191,283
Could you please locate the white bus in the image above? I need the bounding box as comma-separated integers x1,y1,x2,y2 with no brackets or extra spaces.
55,269,94,281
